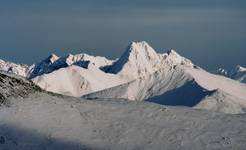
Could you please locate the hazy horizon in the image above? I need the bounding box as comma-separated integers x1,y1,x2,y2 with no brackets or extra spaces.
0,0,245,70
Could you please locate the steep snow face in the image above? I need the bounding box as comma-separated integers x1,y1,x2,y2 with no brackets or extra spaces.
0,59,29,77
105,41,163,78
29,53,113,79
32,65,127,97
105,41,194,79
85,66,192,101
0,94,246,150
215,65,246,83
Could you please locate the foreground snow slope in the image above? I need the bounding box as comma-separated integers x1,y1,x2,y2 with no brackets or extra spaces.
0,71,42,104
0,93,246,150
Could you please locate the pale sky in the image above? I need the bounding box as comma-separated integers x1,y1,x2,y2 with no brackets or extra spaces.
0,0,245,70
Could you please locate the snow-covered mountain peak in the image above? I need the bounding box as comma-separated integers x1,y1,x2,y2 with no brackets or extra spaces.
104,41,195,79
215,65,246,83
105,41,163,78
216,68,228,76
63,53,75,66
235,65,246,72
48,53,60,63
162,49,194,68
167,49,179,56
125,41,160,60
0,59,29,77
28,52,114,79
42,53,60,64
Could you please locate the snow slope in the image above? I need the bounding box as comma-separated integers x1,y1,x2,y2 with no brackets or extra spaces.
84,43,246,114
216,65,246,83
32,64,127,97
85,66,246,114
0,92,246,150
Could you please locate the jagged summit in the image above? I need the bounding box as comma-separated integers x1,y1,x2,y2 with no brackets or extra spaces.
234,65,246,72
105,41,194,79
48,53,60,63
0,41,193,80
28,52,114,79
120,41,160,62
163,49,194,67
105,41,163,78
167,49,179,55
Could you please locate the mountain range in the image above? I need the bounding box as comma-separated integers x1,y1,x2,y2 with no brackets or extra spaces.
0,41,246,114
215,65,246,83
1,41,246,149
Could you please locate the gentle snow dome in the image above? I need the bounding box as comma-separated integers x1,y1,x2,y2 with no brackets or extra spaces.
0,0,245,70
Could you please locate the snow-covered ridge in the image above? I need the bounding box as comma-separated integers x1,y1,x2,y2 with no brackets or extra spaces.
0,59,29,77
29,53,114,79
216,65,246,83
0,41,194,80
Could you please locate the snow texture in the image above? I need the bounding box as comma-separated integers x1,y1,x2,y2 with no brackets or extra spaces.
0,92,246,150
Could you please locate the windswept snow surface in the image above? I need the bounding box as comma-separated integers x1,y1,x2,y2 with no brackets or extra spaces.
0,93,246,150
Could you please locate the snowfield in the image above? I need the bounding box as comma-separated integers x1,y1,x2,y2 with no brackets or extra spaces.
1,93,246,150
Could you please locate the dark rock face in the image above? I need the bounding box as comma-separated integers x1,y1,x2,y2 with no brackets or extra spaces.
0,72,42,105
